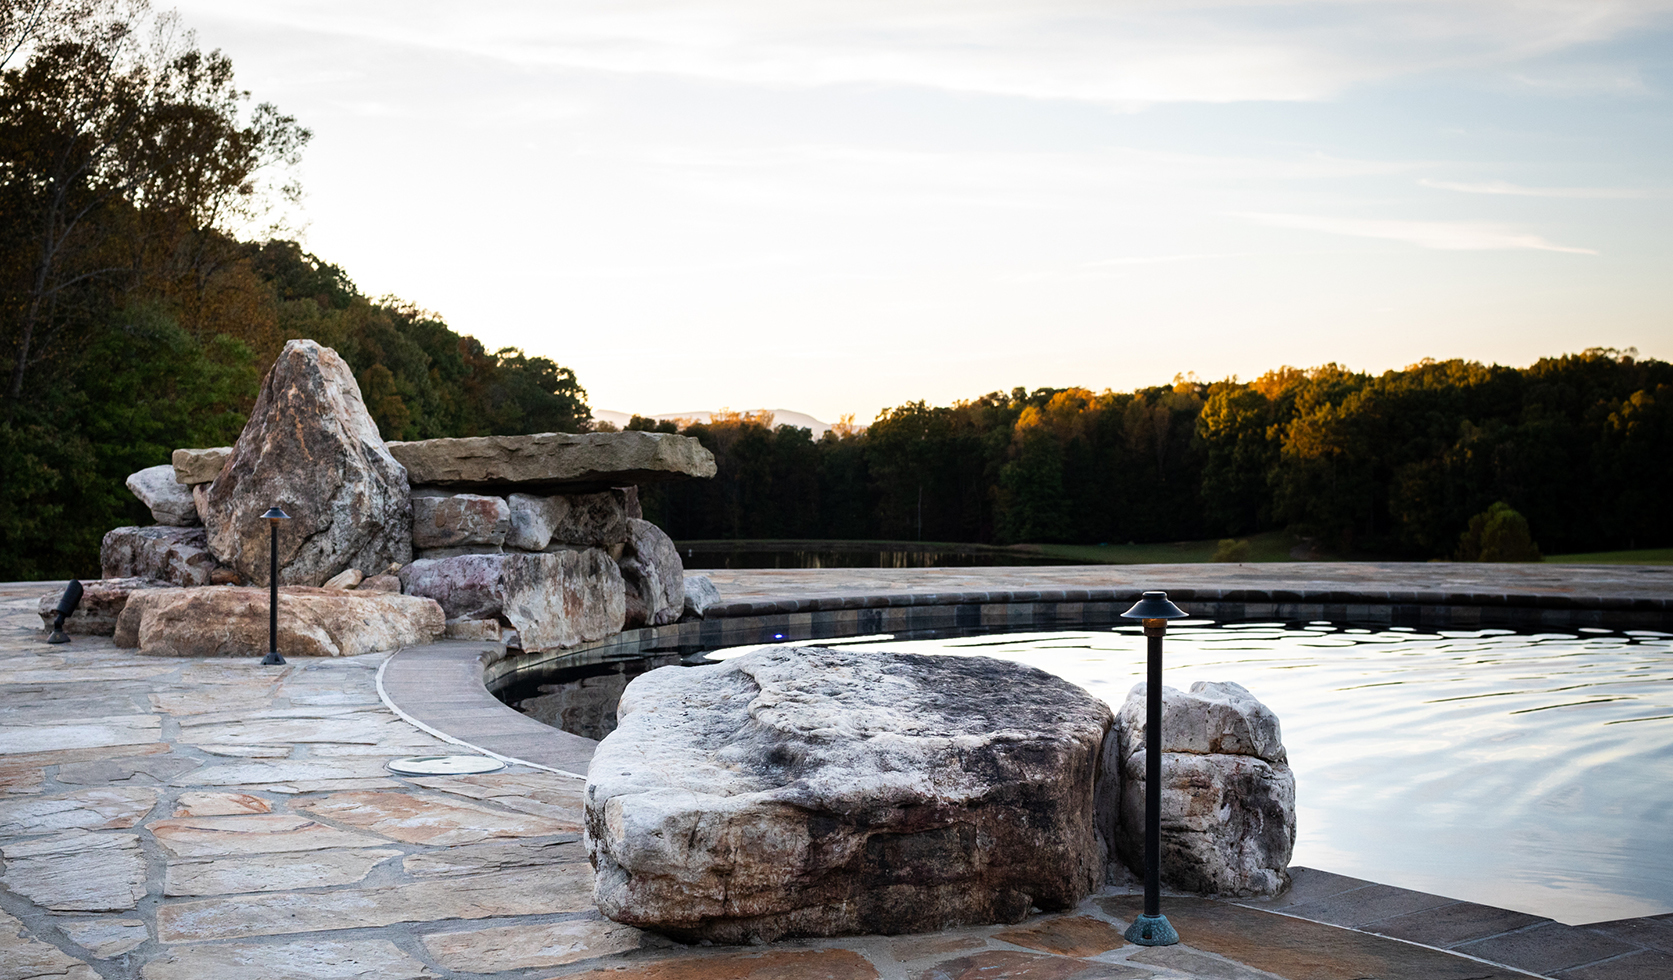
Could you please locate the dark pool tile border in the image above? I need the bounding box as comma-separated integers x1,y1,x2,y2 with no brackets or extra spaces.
703,589,1673,630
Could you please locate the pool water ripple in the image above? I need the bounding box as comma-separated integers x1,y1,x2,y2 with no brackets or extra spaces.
731,621,1673,925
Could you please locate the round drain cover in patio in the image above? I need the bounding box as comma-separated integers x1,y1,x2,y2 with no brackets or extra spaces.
386,755,506,775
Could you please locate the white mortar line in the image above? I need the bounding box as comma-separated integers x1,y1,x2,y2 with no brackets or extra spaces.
375,648,588,780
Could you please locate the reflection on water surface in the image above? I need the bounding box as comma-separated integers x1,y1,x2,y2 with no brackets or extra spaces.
707,621,1673,925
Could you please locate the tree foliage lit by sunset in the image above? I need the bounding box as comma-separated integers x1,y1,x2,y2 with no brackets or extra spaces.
644,351,1671,559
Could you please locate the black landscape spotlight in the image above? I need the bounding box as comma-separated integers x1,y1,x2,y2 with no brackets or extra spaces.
46,579,84,644
1120,589,1189,946
261,507,290,666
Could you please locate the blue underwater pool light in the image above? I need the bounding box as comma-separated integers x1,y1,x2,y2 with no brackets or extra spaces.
1121,589,1189,946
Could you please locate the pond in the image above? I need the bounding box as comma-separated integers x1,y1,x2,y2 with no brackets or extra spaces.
505,621,1673,926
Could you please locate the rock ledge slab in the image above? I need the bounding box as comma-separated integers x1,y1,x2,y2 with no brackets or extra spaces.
388,431,715,494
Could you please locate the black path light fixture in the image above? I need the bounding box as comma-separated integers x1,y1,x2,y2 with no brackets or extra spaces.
1120,589,1189,946
260,507,291,666
45,579,83,644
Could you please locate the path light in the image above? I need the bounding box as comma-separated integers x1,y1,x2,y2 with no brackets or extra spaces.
1120,589,1189,946
260,507,290,666
45,579,83,644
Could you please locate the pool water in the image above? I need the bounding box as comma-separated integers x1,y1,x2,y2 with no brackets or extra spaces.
704,622,1673,925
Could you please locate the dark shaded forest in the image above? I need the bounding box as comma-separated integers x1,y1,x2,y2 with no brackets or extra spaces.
0,1,588,578
640,351,1671,560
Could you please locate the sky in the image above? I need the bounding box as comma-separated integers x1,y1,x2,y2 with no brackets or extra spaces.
173,0,1673,423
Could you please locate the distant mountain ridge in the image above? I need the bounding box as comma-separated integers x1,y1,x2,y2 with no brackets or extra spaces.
591,408,836,437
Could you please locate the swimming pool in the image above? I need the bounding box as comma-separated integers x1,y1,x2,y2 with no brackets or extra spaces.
700,621,1673,925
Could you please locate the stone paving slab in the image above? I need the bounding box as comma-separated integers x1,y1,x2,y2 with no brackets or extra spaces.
4,575,1671,979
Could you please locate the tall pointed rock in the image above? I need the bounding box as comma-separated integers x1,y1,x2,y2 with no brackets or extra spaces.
204,340,412,585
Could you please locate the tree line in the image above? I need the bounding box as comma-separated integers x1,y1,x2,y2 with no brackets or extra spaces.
639,351,1671,560
0,1,587,578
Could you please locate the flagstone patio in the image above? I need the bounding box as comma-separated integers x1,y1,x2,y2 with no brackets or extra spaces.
3,571,1670,979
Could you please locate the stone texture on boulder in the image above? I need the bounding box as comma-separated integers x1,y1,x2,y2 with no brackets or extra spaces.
400,550,625,652
203,340,412,586
506,491,631,552
682,574,721,620
620,518,683,629
1114,681,1294,897
171,447,231,486
412,494,509,549
125,465,199,526
585,646,1114,944
37,578,175,636
413,545,506,560
387,431,715,495
100,527,217,587
113,587,444,657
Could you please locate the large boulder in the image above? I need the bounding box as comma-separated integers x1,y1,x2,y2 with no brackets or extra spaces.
411,493,509,549
586,647,1114,944
125,465,199,526
505,490,631,551
400,550,625,651
100,527,218,586
171,447,231,486
37,578,175,636
387,431,715,495
203,340,411,586
620,518,683,628
1114,681,1295,896
113,586,444,657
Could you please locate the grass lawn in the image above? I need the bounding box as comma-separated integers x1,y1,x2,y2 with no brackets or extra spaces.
1014,530,1304,564
1544,547,1673,565
679,532,1310,564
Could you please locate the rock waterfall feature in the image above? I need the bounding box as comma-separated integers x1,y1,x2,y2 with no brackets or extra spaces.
68,340,713,657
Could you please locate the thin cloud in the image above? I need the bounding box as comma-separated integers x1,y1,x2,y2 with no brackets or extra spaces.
1082,252,1258,268
1420,179,1653,199
179,0,1673,106
1239,212,1599,254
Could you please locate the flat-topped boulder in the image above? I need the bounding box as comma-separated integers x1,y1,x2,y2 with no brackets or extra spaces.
37,578,176,636
387,430,715,494
101,527,218,587
401,550,625,651
171,447,231,486
126,465,199,526
585,646,1113,944
113,586,444,657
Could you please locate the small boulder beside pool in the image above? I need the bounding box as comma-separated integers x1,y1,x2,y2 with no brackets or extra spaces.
1114,680,1296,896
584,646,1115,943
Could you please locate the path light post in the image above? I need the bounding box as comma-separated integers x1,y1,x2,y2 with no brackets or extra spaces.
1120,589,1189,946
260,507,290,665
